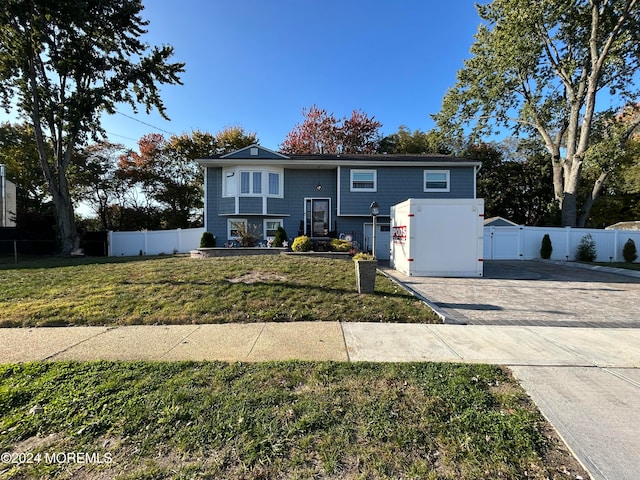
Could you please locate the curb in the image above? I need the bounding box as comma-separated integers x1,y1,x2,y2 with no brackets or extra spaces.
377,268,466,325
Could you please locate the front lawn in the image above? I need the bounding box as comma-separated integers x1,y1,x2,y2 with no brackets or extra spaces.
0,361,588,479
0,255,440,327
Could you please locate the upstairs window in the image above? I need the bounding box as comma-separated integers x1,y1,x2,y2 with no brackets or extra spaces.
268,172,280,196
224,168,283,198
424,170,450,192
350,169,377,192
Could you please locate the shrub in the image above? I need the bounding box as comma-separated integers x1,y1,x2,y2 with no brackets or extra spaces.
352,252,375,261
575,234,597,262
330,238,352,252
273,226,288,247
623,238,638,263
199,231,216,248
540,234,552,259
234,222,261,247
291,235,312,252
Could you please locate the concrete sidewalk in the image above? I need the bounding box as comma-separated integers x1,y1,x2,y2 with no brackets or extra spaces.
2,321,640,479
4,322,640,366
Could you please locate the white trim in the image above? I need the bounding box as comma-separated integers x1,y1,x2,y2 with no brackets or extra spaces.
474,164,481,198
228,218,247,240
337,166,342,216
263,218,284,240
350,169,377,192
203,167,208,231
424,170,450,192
198,158,480,169
304,197,332,237
222,166,283,199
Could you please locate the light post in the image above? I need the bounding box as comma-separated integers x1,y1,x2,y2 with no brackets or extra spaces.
369,201,379,258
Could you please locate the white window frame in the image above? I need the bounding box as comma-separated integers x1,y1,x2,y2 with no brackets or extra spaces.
350,169,377,192
228,218,247,240
424,170,450,192
223,167,283,198
263,218,284,240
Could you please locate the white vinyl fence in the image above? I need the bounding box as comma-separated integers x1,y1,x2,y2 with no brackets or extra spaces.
484,226,640,262
109,227,205,257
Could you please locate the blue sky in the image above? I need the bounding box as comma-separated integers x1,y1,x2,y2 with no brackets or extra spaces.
1,1,484,151
102,0,483,150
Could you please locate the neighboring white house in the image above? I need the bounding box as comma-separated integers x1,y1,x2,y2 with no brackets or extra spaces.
0,164,17,228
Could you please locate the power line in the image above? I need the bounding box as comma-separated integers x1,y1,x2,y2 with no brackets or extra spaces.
105,131,138,142
115,110,175,136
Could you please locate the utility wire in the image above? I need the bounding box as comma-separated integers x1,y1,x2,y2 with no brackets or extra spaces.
105,131,138,142
115,110,175,135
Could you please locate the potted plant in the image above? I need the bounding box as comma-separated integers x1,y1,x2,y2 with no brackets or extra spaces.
353,252,377,294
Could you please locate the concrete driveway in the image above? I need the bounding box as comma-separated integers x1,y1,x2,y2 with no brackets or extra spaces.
378,260,640,480
384,260,640,327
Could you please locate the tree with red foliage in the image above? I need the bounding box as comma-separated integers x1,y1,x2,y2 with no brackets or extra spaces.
281,105,382,154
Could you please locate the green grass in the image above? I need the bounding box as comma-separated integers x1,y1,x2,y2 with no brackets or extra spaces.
0,255,440,327
0,361,588,479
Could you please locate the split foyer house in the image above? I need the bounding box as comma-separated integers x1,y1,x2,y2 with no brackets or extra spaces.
197,145,481,260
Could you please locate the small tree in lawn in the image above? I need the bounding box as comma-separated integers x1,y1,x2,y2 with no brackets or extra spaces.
576,234,597,262
540,234,553,259
623,238,638,263
273,226,288,247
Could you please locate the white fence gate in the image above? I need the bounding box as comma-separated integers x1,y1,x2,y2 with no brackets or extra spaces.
483,226,640,262
109,227,205,257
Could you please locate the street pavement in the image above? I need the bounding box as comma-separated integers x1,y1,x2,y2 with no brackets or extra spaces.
1,260,639,479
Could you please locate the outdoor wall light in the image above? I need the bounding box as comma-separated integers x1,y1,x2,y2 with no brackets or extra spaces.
370,201,379,258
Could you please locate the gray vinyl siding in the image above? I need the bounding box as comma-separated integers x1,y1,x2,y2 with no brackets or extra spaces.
280,169,337,237
204,168,231,244
204,166,338,244
205,164,476,244
205,168,221,231
339,166,475,216
238,197,262,214
218,197,235,215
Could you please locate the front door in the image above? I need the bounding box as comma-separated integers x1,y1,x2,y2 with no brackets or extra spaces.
305,198,330,237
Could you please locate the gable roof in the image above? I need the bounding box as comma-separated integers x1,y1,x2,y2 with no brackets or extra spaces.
220,144,288,160
484,216,519,227
198,145,481,169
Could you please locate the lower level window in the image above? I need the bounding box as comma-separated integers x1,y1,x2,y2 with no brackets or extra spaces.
264,219,283,239
228,219,247,239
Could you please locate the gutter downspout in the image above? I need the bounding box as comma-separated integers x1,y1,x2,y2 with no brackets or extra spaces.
474,163,482,199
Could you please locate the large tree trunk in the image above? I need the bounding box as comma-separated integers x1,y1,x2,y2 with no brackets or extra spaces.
52,187,79,255
578,171,608,227
561,192,578,227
